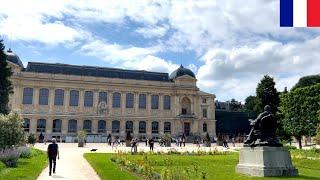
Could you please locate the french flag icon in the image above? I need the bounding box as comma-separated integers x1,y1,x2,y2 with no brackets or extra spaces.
280,0,320,27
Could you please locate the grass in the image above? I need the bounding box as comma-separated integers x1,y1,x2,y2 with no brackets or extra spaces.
84,153,139,180
84,152,320,180
0,148,47,180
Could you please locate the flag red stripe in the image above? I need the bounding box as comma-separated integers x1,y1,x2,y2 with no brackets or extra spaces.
307,0,320,27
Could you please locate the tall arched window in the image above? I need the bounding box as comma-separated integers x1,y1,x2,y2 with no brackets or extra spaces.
68,119,77,133
112,120,120,133
99,92,107,103
151,95,159,109
22,88,33,104
39,88,49,105
164,122,171,134
54,89,64,106
98,120,106,133
163,95,171,110
139,121,146,133
83,120,92,133
24,118,30,132
70,90,79,106
84,91,93,107
203,123,207,132
37,119,46,132
152,121,159,134
112,92,121,108
53,119,62,132
126,121,133,133
126,93,134,108
139,94,146,109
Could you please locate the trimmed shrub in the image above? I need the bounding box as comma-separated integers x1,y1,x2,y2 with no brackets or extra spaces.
0,148,21,167
18,147,32,159
315,125,320,145
27,134,37,146
0,113,24,149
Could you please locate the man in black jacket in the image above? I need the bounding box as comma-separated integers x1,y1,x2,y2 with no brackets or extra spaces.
47,138,59,176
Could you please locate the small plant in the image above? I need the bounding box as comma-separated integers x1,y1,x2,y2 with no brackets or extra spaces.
27,134,37,146
77,130,87,147
0,148,21,167
18,147,32,159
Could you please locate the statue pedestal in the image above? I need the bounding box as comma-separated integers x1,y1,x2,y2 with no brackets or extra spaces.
236,147,298,177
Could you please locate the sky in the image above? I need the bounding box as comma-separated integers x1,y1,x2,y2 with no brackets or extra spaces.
0,0,319,102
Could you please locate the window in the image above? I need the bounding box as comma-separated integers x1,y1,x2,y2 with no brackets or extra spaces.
98,120,106,133
139,121,146,133
54,89,64,106
68,120,77,133
112,120,120,133
139,94,146,109
37,119,46,132
163,95,171,110
151,121,159,134
39,88,49,105
126,121,133,133
126,93,134,108
151,95,159,109
112,92,121,108
202,98,207,103
203,123,207,132
164,122,171,134
99,92,107,103
53,119,62,132
182,108,187,115
203,109,208,118
69,90,79,106
83,120,92,133
22,88,33,104
84,91,93,107
24,118,30,132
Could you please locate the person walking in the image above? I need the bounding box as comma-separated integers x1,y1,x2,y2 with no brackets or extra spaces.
47,138,59,176
149,138,154,151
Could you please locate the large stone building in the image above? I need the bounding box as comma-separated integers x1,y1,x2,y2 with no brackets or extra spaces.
5,49,216,142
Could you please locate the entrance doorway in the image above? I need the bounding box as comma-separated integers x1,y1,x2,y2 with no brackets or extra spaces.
184,122,190,136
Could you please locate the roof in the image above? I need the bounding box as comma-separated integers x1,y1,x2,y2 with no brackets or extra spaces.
5,49,24,68
25,62,171,82
169,65,196,79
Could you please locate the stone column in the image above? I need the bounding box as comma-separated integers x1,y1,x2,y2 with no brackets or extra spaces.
134,92,139,113
120,119,126,138
133,120,139,138
147,93,151,116
93,90,99,114
33,87,39,110
92,119,98,134
77,119,84,132
106,119,112,135
30,118,37,134
159,93,163,111
159,121,164,136
62,119,68,134
146,120,152,138
46,118,52,135
121,91,126,114
108,91,113,115
49,87,54,114
79,89,84,112
64,88,70,113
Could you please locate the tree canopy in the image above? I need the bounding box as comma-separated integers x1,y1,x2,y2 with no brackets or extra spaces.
0,39,13,115
292,75,320,90
279,83,320,148
256,75,280,114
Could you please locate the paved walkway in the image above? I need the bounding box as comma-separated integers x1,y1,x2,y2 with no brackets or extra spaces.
36,143,100,180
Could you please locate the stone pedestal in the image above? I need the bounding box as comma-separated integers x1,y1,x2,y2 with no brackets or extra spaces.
236,147,298,177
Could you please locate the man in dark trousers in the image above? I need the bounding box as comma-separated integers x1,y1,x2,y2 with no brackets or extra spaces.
47,138,59,176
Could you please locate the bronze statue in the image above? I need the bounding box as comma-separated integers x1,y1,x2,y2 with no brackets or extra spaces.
244,105,282,147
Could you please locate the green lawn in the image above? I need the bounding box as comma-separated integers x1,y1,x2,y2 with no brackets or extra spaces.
0,148,47,180
84,152,320,180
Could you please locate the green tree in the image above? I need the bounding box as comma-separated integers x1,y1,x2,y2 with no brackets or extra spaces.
292,75,320,90
256,75,280,114
0,39,13,115
0,113,24,149
244,95,260,113
279,84,320,149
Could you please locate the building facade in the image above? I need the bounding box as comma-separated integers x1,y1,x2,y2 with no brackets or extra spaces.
6,49,216,142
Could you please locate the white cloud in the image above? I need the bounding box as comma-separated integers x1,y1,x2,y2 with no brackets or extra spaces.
135,25,169,38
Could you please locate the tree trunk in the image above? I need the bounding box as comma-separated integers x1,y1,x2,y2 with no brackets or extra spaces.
298,138,302,149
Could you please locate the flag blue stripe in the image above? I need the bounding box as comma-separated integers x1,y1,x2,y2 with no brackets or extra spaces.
280,0,293,27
